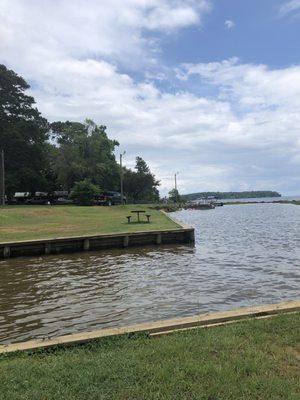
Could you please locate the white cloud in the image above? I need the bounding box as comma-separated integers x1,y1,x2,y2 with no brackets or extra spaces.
279,0,300,16
176,59,300,190
225,20,235,29
181,58,300,112
0,0,211,67
0,0,300,195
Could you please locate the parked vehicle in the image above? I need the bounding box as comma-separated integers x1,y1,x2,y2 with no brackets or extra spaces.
12,192,31,204
52,197,74,205
10,190,124,206
96,191,126,206
25,192,50,205
51,191,73,205
52,190,69,198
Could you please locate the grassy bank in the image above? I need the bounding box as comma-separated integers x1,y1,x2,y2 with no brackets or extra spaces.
0,205,180,242
0,313,299,399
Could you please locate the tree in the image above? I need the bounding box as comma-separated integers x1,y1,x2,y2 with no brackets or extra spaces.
123,157,160,203
135,157,150,174
168,188,182,203
0,64,52,195
51,119,120,190
0,64,163,200
71,179,100,205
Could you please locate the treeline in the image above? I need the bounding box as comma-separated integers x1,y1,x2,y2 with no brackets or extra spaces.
182,191,281,201
0,64,159,203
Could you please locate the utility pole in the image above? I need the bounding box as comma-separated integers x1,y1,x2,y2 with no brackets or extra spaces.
0,150,5,206
120,151,126,205
174,171,179,191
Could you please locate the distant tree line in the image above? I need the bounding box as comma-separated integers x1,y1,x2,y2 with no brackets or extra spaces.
0,64,160,203
182,191,281,201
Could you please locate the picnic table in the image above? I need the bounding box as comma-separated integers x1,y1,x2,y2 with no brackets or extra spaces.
131,210,146,222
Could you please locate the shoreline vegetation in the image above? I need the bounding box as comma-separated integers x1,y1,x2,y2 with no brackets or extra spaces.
0,205,180,243
0,312,299,399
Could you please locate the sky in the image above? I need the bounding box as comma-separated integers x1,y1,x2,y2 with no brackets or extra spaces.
0,0,300,195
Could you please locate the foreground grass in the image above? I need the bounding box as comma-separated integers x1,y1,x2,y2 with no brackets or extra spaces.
0,313,299,400
0,205,180,242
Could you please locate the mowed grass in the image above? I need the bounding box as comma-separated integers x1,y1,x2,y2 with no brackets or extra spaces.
0,313,299,400
0,205,180,242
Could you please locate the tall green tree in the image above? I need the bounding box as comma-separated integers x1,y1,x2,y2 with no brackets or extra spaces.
168,188,182,203
51,119,120,190
0,64,51,195
0,64,162,201
124,157,160,203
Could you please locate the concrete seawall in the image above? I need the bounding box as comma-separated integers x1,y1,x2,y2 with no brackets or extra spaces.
0,226,194,259
1,300,299,353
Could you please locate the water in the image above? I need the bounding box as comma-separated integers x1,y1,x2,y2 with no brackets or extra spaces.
0,203,300,344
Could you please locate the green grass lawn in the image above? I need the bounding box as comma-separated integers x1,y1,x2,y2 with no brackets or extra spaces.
0,205,180,242
0,313,299,400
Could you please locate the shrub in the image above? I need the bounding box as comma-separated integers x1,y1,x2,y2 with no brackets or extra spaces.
71,180,100,205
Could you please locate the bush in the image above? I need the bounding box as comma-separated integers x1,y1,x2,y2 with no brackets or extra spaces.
168,188,182,203
71,180,100,205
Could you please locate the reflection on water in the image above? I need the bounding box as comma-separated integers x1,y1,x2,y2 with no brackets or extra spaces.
0,203,300,344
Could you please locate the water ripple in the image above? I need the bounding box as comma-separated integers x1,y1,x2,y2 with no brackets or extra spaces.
0,203,300,344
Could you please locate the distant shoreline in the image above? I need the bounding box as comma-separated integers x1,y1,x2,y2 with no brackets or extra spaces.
182,191,282,201
224,200,300,206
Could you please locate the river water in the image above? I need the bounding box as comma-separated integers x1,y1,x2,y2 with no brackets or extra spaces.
0,203,300,344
